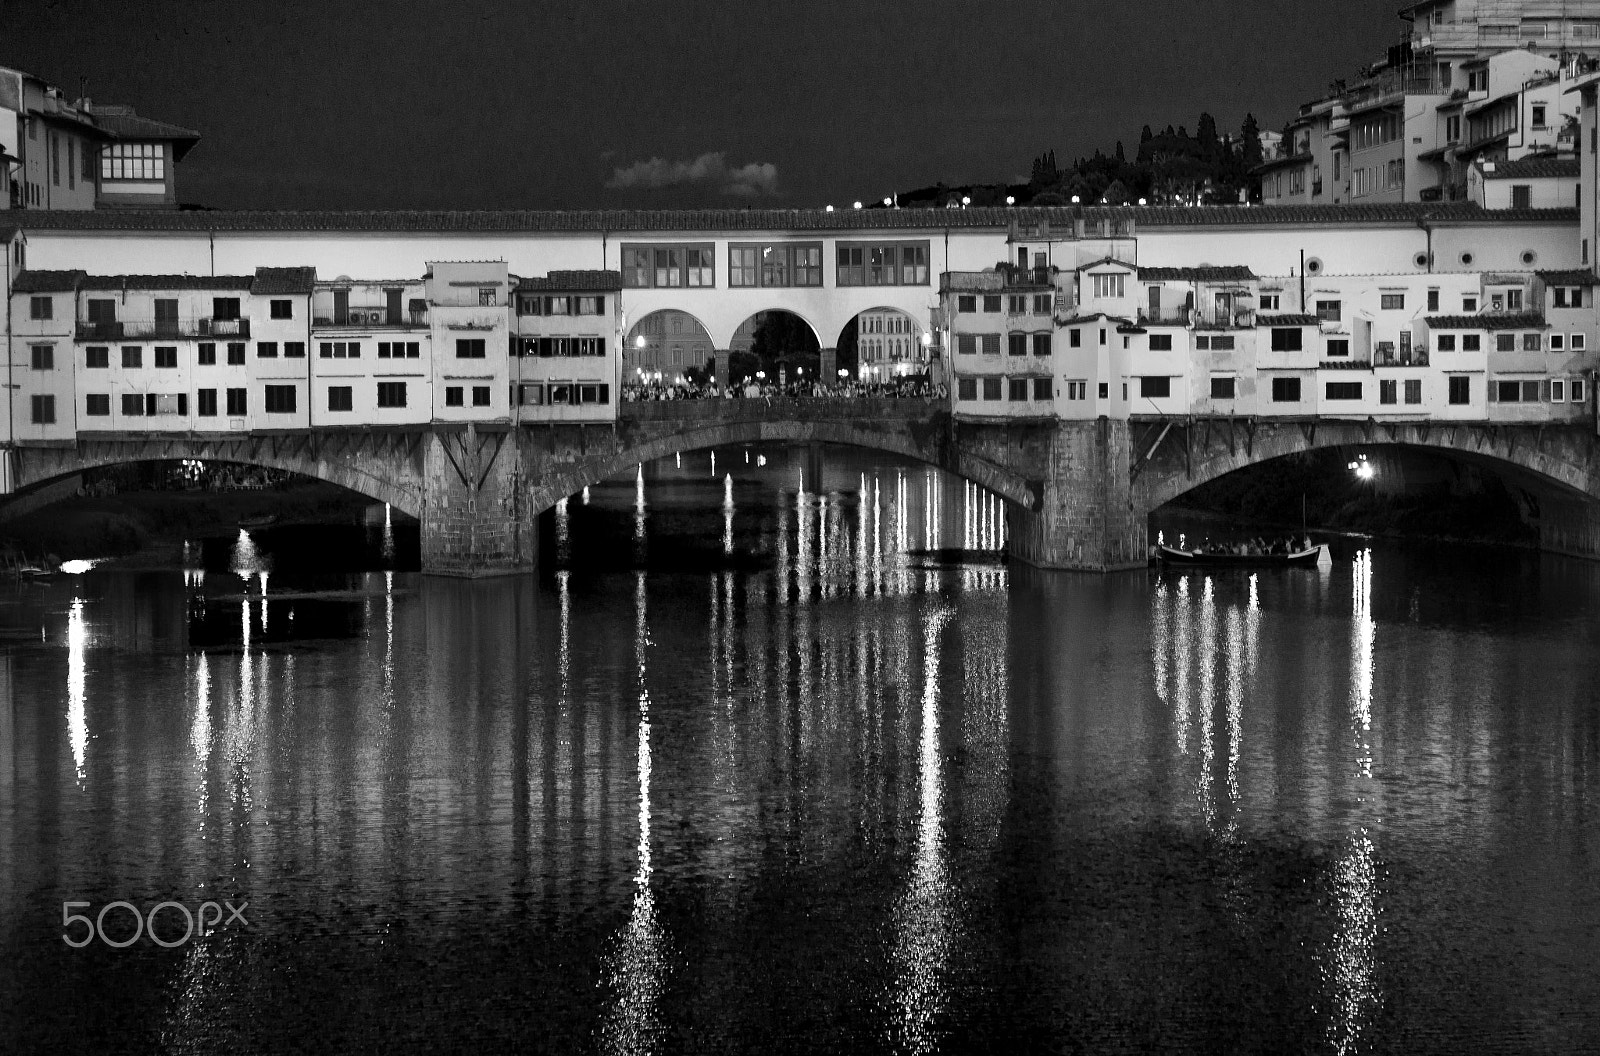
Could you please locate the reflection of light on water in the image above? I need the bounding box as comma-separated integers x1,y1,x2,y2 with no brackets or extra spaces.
722,475,734,556
59,559,99,575
1196,577,1217,825
1151,580,1170,706
633,465,647,556
710,451,716,477
66,598,88,784
1172,576,1192,754
599,572,668,1055
555,496,570,562
192,654,212,833
1323,547,1380,1055
582,485,591,505
257,572,269,634
756,454,767,467
888,609,955,1055
230,529,270,579
1224,606,1244,808
381,502,395,563
675,451,680,469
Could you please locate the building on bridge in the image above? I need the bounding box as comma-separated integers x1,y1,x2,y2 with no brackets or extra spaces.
512,270,622,420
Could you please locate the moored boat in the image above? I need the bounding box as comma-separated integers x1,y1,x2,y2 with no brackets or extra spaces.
1156,544,1327,568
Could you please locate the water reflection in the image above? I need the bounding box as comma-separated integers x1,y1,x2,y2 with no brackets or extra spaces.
66,597,88,784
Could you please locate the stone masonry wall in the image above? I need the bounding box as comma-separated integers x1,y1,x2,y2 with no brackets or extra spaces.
420,430,535,577
1007,418,1147,571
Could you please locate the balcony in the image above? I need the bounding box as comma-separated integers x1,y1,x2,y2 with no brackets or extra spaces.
312,307,428,329
75,317,250,341
1374,345,1429,367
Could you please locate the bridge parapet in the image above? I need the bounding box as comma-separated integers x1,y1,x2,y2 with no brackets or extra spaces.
618,396,944,425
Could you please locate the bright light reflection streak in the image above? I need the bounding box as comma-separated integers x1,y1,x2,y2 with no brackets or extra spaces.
888,609,954,1055
722,475,734,556
1196,578,1217,826
192,654,211,832
1151,581,1170,707
1324,548,1379,1055
66,598,88,784
1172,577,1192,755
258,572,269,634
599,573,668,1055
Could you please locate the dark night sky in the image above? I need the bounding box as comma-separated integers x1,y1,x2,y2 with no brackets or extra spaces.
3,0,1408,210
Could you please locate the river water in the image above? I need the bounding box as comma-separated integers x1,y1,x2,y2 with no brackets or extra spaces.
0,445,1597,1054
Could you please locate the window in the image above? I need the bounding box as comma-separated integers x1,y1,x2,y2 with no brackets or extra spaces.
1404,379,1422,404
30,345,53,370
445,386,464,407
376,382,407,408
85,393,110,417
378,341,421,358
122,346,143,368
1379,379,1398,404
1492,379,1542,403
957,378,978,400
516,383,544,406
155,346,177,368
957,334,977,355
197,389,217,416
147,394,187,416
1271,328,1303,351
1008,295,1027,314
30,394,55,424
1032,377,1052,401
154,299,177,326
1521,333,1541,351
1551,334,1565,351
120,393,144,416
472,386,492,407
196,343,216,365
226,388,247,416
982,378,1003,400
1066,380,1087,400
1272,377,1302,402
1260,294,1280,311
1463,296,1477,312
29,296,52,320
1507,289,1524,311
1448,376,1470,404
1496,334,1516,352
1140,376,1172,399
621,243,716,288
227,343,246,365
101,142,165,181
1447,115,1461,143
1531,105,1547,129
264,385,297,414
1427,289,1440,312
1573,334,1588,351
1552,379,1566,402
1462,334,1481,351
1033,294,1052,314
1091,273,1126,298
85,345,109,368
212,298,241,321
957,295,977,313
1148,333,1173,351
456,339,486,359
1573,379,1587,403
1210,376,1236,399
1380,293,1405,310
479,288,497,307
1069,329,1082,348
1009,333,1028,356
270,299,293,319
257,342,279,359
285,342,305,358
1033,334,1051,357
1325,381,1363,400
728,243,824,287
1315,300,1341,323
1008,378,1029,401
1436,334,1456,352
576,383,611,405
1326,339,1350,357
983,295,1002,313
981,334,1001,355
325,386,354,412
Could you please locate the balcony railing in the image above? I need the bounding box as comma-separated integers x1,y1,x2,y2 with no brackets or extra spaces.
1374,346,1429,367
75,318,250,341
313,309,428,329
1138,308,1256,329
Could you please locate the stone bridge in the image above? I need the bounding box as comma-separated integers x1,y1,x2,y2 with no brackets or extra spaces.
8,406,1600,573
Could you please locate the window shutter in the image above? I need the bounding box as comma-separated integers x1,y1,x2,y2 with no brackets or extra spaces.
146,393,157,416
1487,382,1497,402
596,296,605,314
178,394,188,416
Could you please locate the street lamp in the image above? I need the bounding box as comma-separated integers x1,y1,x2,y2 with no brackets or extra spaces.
635,335,646,348
837,368,848,378
883,197,892,207
825,204,834,212
961,195,971,206
1071,195,1080,204
853,201,862,209
1348,454,1376,480
1005,195,1015,205
756,370,766,380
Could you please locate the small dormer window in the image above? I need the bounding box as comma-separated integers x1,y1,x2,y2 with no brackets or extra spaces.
1092,273,1126,298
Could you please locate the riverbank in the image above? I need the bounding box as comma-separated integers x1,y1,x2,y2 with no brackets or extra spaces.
0,482,380,561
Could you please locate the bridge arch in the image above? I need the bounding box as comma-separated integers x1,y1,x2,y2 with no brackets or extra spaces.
524,403,1040,518
623,308,716,382
1133,418,1600,515
835,306,929,382
7,435,427,519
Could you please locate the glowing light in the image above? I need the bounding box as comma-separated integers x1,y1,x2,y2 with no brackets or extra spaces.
883,197,893,206
1071,195,1080,203
1005,195,1015,205
961,195,970,206
825,204,835,212
853,201,863,209
635,335,646,348
67,598,88,784
1138,197,1148,206
59,559,98,575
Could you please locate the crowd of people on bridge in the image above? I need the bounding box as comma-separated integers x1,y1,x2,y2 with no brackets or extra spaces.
621,377,947,402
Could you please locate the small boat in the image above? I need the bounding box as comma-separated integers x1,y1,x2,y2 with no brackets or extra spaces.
1156,543,1327,568
238,513,279,529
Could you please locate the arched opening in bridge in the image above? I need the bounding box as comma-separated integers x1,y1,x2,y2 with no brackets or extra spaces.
0,459,420,571
728,310,821,386
539,441,1011,577
835,307,930,383
1151,444,1549,552
624,309,715,387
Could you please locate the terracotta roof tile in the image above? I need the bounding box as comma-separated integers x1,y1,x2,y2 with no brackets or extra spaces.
253,266,317,294
11,269,87,293
1425,312,1545,330
1258,313,1320,326
78,274,254,290
1482,156,1580,180
1535,268,1600,287
515,269,622,291
1136,265,1256,282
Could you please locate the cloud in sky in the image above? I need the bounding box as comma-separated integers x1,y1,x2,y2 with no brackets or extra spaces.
605,152,779,197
